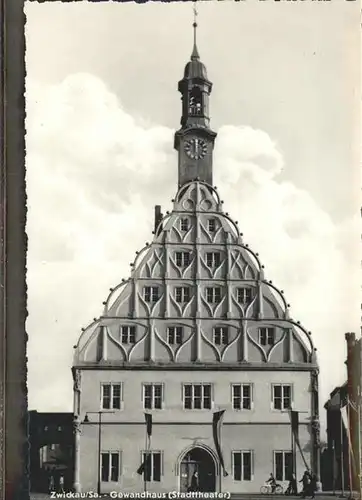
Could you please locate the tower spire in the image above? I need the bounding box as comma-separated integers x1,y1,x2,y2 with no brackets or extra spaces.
191,0,200,61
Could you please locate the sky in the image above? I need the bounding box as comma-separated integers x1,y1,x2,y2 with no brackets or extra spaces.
24,1,360,428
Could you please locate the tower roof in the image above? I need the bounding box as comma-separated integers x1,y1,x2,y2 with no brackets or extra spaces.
183,2,208,80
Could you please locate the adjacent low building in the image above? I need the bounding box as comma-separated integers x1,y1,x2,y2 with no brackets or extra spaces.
323,333,361,495
29,411,74,493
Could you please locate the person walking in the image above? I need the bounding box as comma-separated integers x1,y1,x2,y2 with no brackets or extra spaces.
299,470,311,498
48,472,55,494
285,473,298,495
59,474,65,493
190,470,199,492
309,473,317,499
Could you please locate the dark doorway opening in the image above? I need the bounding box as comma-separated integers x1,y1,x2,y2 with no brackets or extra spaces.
180,447,216,493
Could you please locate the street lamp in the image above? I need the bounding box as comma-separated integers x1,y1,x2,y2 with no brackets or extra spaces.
83,411,115,495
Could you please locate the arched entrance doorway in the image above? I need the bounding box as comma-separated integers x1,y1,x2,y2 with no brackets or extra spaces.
179,447,216,493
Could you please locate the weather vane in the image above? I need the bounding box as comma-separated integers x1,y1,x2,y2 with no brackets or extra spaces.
193,0,198,25
193,0,198,47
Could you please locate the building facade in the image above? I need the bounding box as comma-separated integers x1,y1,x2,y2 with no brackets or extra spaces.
323,333,362,494
345,332,362,493
72,28,320,494
323,384,349,492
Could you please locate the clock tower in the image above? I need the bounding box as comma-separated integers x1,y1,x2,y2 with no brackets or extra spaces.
174,12,217,188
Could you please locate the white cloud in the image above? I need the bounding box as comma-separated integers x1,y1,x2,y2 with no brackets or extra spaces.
26,73,360,429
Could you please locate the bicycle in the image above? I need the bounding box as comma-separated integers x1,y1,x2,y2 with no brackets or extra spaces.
260,482,284,494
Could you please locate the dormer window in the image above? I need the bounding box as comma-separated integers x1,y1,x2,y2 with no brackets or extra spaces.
144,286,159,303
206,252,221,268
206,287,222,304
207,219,216,232
175,252,191,268
236,287,252,305
180,218,189,232
175,287,190,304
120,325,136,344
259,327,275,346
167,326,183,345
213,327,229,345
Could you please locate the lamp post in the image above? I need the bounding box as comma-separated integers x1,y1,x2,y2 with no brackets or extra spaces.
83,411,115,495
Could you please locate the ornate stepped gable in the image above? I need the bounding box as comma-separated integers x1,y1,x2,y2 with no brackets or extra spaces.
74,16,317,370
74,180,315,367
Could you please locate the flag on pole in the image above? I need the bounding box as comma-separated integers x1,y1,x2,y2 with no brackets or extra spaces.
341,403,356,471
137,413,153,478
145,412,152,440
212,410,228,477
289,410,309,470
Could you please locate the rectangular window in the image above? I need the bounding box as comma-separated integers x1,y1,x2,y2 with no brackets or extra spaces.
213,327,229,345
232,384,252,410
143,384,163,410
120,325,136,344
232,451,253,481
206,287,222,304
101,383,122,410
237,288,252,304
101,452,120,482
273,384,292,410
144,286,159,303
183,384,212,410
175,252,191,268
167,326,183,345
180,218,189,232
206,252,221,268
259,327,275,346
274,451,293,481
142,451,162,482
175,287,190,304
207,219,216,232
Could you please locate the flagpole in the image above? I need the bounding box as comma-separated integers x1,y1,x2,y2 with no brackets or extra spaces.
144,427,147,493
291,412,296,478
333,442,336,496
347,399,353,499
358,390,362,500
341,400,345,497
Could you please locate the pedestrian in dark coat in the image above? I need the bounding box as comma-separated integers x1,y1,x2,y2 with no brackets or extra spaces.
190,471,199,492
285,473,298,496
300,470,311,498
309,473,317,499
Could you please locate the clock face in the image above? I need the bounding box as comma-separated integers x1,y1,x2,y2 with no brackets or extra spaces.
184,138,207,160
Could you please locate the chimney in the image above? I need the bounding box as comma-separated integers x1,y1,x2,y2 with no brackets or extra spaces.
154,205,163,234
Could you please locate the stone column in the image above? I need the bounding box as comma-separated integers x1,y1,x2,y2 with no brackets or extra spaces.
73,416,81,493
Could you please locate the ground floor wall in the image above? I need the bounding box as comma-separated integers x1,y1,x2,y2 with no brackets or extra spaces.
78,422,312,494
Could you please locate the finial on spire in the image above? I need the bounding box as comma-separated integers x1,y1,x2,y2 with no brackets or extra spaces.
191,0,200,61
